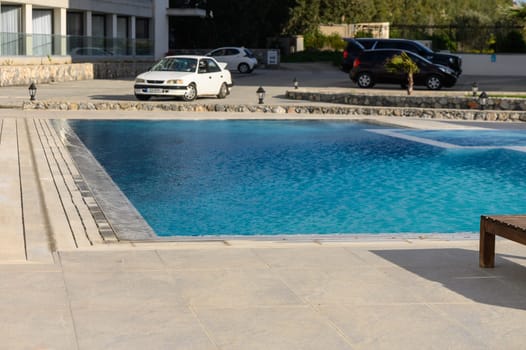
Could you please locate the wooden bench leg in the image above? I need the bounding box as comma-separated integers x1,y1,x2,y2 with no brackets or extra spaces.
480,219,496,268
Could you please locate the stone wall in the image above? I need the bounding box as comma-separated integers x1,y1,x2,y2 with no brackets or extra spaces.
92,61,153,79
21,100,526,122
286,90,526,111
0,63,94,87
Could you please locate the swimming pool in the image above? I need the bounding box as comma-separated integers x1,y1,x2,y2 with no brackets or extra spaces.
68,120,526,237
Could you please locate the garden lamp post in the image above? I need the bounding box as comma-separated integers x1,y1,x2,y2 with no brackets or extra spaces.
257,86,266,104
479,91,488,110
28,82,37,101
471,82,478,97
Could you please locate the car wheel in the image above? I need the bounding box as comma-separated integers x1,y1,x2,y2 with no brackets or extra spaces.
217,83,228,99
357,72,374,88
426,75,442,90
238,63,250,74
135,94,151,101
183,83,197,101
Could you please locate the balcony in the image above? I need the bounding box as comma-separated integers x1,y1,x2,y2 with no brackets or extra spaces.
167,0,207,17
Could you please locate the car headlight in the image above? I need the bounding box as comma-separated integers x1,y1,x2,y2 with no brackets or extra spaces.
135,78,145,83
439,66,453,75
166,79,184,85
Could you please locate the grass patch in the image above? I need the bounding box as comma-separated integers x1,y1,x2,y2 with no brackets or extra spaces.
281,50,342,66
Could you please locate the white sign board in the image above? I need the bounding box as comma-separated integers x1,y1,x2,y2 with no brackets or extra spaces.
267,50,278,65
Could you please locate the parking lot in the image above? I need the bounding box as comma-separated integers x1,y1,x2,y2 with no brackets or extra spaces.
0,62,525,109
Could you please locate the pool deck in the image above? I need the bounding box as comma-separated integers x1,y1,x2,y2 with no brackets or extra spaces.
1,74,526,348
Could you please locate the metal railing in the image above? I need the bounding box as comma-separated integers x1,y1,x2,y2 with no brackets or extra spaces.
0,32,154,57
169,0,207,9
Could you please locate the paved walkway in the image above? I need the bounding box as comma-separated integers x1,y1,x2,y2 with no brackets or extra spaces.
1,68,526,348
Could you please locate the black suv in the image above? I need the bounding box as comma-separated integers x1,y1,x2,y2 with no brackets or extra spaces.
341,39,365,73
356,38,462,76
342,38,462,76
350,49,458,90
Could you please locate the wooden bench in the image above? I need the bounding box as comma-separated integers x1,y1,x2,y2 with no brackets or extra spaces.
480,215,526,268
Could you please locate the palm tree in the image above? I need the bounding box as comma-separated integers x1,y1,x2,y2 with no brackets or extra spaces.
385,51,420,95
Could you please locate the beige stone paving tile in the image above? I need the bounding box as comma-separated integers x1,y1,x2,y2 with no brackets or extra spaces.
429,303,526,349
0,307,77,350
0,118,26,261
371,250,526,306
0,262,60,272
274,267,423,305
366,247,481,269
157,248,269,270
482,259,526,291
63,269,184,309
71,302,217,350
58,250,164,272
0,270,69,309
376,265,481,304
169,269,304,307
317,304,485,350
252,246,368,270
193,305,353,350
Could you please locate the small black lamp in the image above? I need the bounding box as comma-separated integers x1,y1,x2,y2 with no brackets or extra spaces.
256,86,266,104
293,77,298,89
28,82,37,101
479,91,488,110
471,82,478,97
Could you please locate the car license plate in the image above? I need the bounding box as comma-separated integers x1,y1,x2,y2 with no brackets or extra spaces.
146,88,163,93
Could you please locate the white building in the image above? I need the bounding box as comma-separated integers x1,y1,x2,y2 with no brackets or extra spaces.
0,0,207,59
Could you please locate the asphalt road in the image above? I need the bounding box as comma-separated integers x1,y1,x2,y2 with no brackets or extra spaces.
0,62,524,108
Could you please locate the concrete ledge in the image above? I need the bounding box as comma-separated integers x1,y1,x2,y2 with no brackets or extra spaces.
286,90,526,111
21,100,526,122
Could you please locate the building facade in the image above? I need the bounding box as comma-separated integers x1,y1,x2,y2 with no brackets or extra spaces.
0,0,206,60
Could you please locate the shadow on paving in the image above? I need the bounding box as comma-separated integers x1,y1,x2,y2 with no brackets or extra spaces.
371,248,526,310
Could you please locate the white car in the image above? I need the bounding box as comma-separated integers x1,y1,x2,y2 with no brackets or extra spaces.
134,55,233,101
205,47,257,73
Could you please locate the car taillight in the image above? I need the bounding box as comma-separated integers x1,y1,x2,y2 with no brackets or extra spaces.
343,50,348,59
353,58,360,67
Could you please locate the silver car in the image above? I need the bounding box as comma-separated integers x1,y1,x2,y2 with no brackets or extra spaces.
205,47,258,73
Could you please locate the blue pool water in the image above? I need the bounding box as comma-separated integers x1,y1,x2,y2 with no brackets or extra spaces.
69,120,526,236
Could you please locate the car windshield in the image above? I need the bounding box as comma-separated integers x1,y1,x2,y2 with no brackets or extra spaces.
151,58,198,72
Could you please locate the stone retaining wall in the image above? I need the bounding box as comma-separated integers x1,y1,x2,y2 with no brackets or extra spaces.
93,62,153,79
287,90,526,111
21,100,526,122
0,63,94,87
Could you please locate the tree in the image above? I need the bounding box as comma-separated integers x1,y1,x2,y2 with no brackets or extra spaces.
385,52,420,95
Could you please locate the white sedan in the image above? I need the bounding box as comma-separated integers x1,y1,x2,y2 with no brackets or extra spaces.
134,55,233,101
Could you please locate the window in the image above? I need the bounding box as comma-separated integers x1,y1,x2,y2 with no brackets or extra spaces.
1,5,22,55
224,48,238,56
136,18,150,39
205,59,220,72
67,12,83,36
33,9,53,56
210,49,225,56
92,14,106,38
